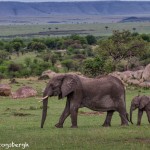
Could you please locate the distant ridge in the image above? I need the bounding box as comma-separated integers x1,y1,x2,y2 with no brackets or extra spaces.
120,16,150,23
0,1,150,17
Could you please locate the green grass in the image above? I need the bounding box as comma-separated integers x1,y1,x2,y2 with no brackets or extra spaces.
0,79,150,150
0,22,150,38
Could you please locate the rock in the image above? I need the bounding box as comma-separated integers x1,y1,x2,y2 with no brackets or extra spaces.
0,84,11,96
39,70,84,80
139,82,150,88
11,86,37,99
38,75,50,80
10,78,18,84
120,71,133,82
109,71,122,80
133,70,143,80
38,70,57,80
110,71,134,82
142,64,150,82
126,79,140,86
109,64,150,87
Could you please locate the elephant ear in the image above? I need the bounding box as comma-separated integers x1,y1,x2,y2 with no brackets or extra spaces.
139,96,150,109
61,75,77,99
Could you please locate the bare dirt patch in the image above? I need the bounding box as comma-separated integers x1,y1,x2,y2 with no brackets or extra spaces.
79,111,104,116
126,138,150,144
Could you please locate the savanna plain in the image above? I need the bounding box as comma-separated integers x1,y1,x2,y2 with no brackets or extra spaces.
0,21,150,150
0,22,150,38
0,78,150,150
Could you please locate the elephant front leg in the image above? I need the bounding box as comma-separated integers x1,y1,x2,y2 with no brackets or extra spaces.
55,100,70,128
102,110,114,127
137,109,143,126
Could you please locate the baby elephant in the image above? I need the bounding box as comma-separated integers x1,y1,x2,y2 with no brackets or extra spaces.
130,95,150,125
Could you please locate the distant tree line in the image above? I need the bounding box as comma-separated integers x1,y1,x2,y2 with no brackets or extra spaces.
0,31,149,78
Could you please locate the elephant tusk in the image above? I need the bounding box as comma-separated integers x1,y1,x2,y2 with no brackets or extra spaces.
38,100,43,103
36,95,48,102
42,95,48,100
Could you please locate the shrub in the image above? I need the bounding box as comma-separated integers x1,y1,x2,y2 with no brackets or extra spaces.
82,56,105,77
86,35,97,45
8,63,22,72
103,58,115,73
61,59,74,71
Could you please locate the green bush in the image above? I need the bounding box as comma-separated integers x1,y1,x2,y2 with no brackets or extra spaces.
103,58,115,73
61,59,74,71
86,35,97,45
82,56,105,77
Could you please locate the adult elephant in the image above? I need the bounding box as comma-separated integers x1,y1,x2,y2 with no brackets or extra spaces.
40,74,129,128
130,95,150,125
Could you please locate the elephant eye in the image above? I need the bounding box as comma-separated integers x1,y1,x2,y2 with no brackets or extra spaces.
51,84,58,89
50,84,54,89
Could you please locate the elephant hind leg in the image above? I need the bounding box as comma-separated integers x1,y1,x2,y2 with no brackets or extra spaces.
117,107,128,126
102,110,114,127
119,113,129,126
117,98,129,126
117,109,129,126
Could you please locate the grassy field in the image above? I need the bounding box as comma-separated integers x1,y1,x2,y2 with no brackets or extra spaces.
0,22,150,38
0,78,150,150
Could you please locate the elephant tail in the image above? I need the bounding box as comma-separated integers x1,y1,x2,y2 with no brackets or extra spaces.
126,113,131,123
123,89,130,123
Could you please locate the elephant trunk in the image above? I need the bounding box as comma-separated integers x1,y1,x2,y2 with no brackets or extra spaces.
41,96,48,128
130,107,134,124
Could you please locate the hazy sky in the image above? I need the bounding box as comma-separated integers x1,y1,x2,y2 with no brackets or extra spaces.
0,0,150,2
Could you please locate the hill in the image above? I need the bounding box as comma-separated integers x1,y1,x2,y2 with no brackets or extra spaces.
0,1,150,17
120,17,150,23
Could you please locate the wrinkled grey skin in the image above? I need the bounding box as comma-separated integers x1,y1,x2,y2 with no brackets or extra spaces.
130,95,150,125
41,74,129,128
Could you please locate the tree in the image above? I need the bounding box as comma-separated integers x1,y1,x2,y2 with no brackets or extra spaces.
0,41,4,49
86,35,97,45
7,62,22,78
12,42,22,56
82,56,105,77
44,38,58,49
11,38,24,55
96,30,148,70
12,38,24,46
29,42,47,52
4,43,13,53
140,34,150,42
0,50,9,60
0,50,10,64
61,59,74,71
39,52,58,66
50,53,58,66
105,26,109,30
132,27,136,32
70,34,87,45
24,57,32,67
40,52,51,62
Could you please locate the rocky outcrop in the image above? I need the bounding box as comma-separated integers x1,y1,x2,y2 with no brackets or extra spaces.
0,84,11,96
39,70,84,80
142,64,150,82
38,70,57,80
11,86,37,99
110,64,150,88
